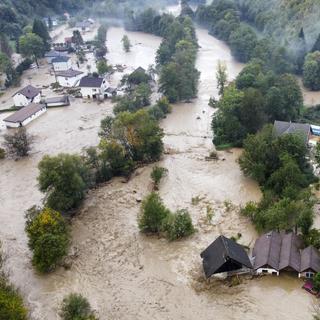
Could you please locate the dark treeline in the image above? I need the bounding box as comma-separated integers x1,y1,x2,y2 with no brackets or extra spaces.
125,8,199,102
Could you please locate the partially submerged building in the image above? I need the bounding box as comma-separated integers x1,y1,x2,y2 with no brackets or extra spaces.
55,69,84,87
52,56,72,71
273,120,311,144
252,231,320,278
13,85,41,107
45,50,68,64
200,235,253,278
79,76,109,99
43,96,70,107
4,103,47,128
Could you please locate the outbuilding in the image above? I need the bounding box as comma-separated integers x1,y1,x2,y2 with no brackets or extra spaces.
45,50,68,64
52,56,72,71
4,103,47,128
79,76,109,99
299,246,320,279
200,235,253,278
55,69,84,87
13,85,41,107
43,96,70,107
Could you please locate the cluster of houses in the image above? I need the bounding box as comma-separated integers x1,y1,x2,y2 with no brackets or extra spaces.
201,232,320,280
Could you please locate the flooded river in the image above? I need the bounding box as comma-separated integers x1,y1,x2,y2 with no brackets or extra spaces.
0,9,316,320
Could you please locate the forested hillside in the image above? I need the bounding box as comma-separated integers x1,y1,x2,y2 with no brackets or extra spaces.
0,0,91,38
235,0,320,53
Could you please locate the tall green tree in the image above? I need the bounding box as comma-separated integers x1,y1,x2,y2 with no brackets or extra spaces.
216,60,227,95
19,33,44,67
32,19,50,51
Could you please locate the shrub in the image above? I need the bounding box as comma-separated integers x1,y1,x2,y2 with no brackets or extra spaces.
3,127,34,159
0,278,28,320
60,293,97,320
164,209,195,241
0,148,5,159
138,192,170,233
25,207,69,273
150,166,167,189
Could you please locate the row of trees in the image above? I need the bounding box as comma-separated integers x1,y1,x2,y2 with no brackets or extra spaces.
125,9,200,102
212,59,303,147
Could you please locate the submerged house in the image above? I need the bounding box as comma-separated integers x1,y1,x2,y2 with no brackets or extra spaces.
200,235,253,278
4,103,47,128
273,120,311,145
79,76,109,99
55,69,84,87
52,56,72,71
45,50,68,64
252,231,320,278
13,85,41,107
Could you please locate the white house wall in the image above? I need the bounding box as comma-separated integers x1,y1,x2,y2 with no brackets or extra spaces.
13,94,31,107
255,268,279,276
57,74,84,87
4,107,47,128
53,60,72,71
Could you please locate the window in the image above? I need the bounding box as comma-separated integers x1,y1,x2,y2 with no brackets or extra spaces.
93,89,97,92
306,272,314,278
262,269,268,273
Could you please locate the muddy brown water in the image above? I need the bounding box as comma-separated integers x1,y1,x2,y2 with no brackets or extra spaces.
0,17,316,320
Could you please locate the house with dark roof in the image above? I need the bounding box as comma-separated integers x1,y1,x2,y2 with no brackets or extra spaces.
55,69,84,87
79,76,109,99
4,103,47,128
273,120,311,145
43,96,70,107
13,85,41,107
252,231,320,278
200,235,253,278
52,56,72,71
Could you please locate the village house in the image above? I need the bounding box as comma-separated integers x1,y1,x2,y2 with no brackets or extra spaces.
79,76,109,99
4,103,47,128
13,85,41,107
252,231,320,278
200,235,253,278
45,50,68,64
55,69,84,87
52,56,72,71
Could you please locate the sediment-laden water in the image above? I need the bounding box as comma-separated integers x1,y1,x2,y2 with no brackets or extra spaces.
0,13,316,320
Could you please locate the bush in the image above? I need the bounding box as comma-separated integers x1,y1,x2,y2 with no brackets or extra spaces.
15,58,32,75
60,293,97,320
150,166,167,189
164,209,195,241
3,127,34,159
25,207,69,273
0,148,5,159
138,192,171,233
0,277,28,320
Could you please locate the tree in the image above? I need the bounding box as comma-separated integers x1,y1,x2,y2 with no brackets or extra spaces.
314,273,320,291
303,51,320,91
3,127,34,159
0,33,12,57
216,60,227,95
121,35,132,52
229,24,258,63
96,25,107,44
37,154,90,212
72,30,84,48
164,209,195,241
32,19,51,51
48,16,53,31
138,192,171,233
0,52,11,73
25,207,69,273
0,278,28,320
60,293,98,320
96,59,110,76
151,166,168,190
19,33,44,67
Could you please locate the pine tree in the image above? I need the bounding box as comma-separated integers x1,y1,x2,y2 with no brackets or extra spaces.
32,19,51,51
0,33,12,57
312,34,320,52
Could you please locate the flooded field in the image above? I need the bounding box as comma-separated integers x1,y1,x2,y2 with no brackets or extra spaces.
0,11,317,320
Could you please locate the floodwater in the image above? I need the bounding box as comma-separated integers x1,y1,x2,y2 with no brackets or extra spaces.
0,13,316,320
